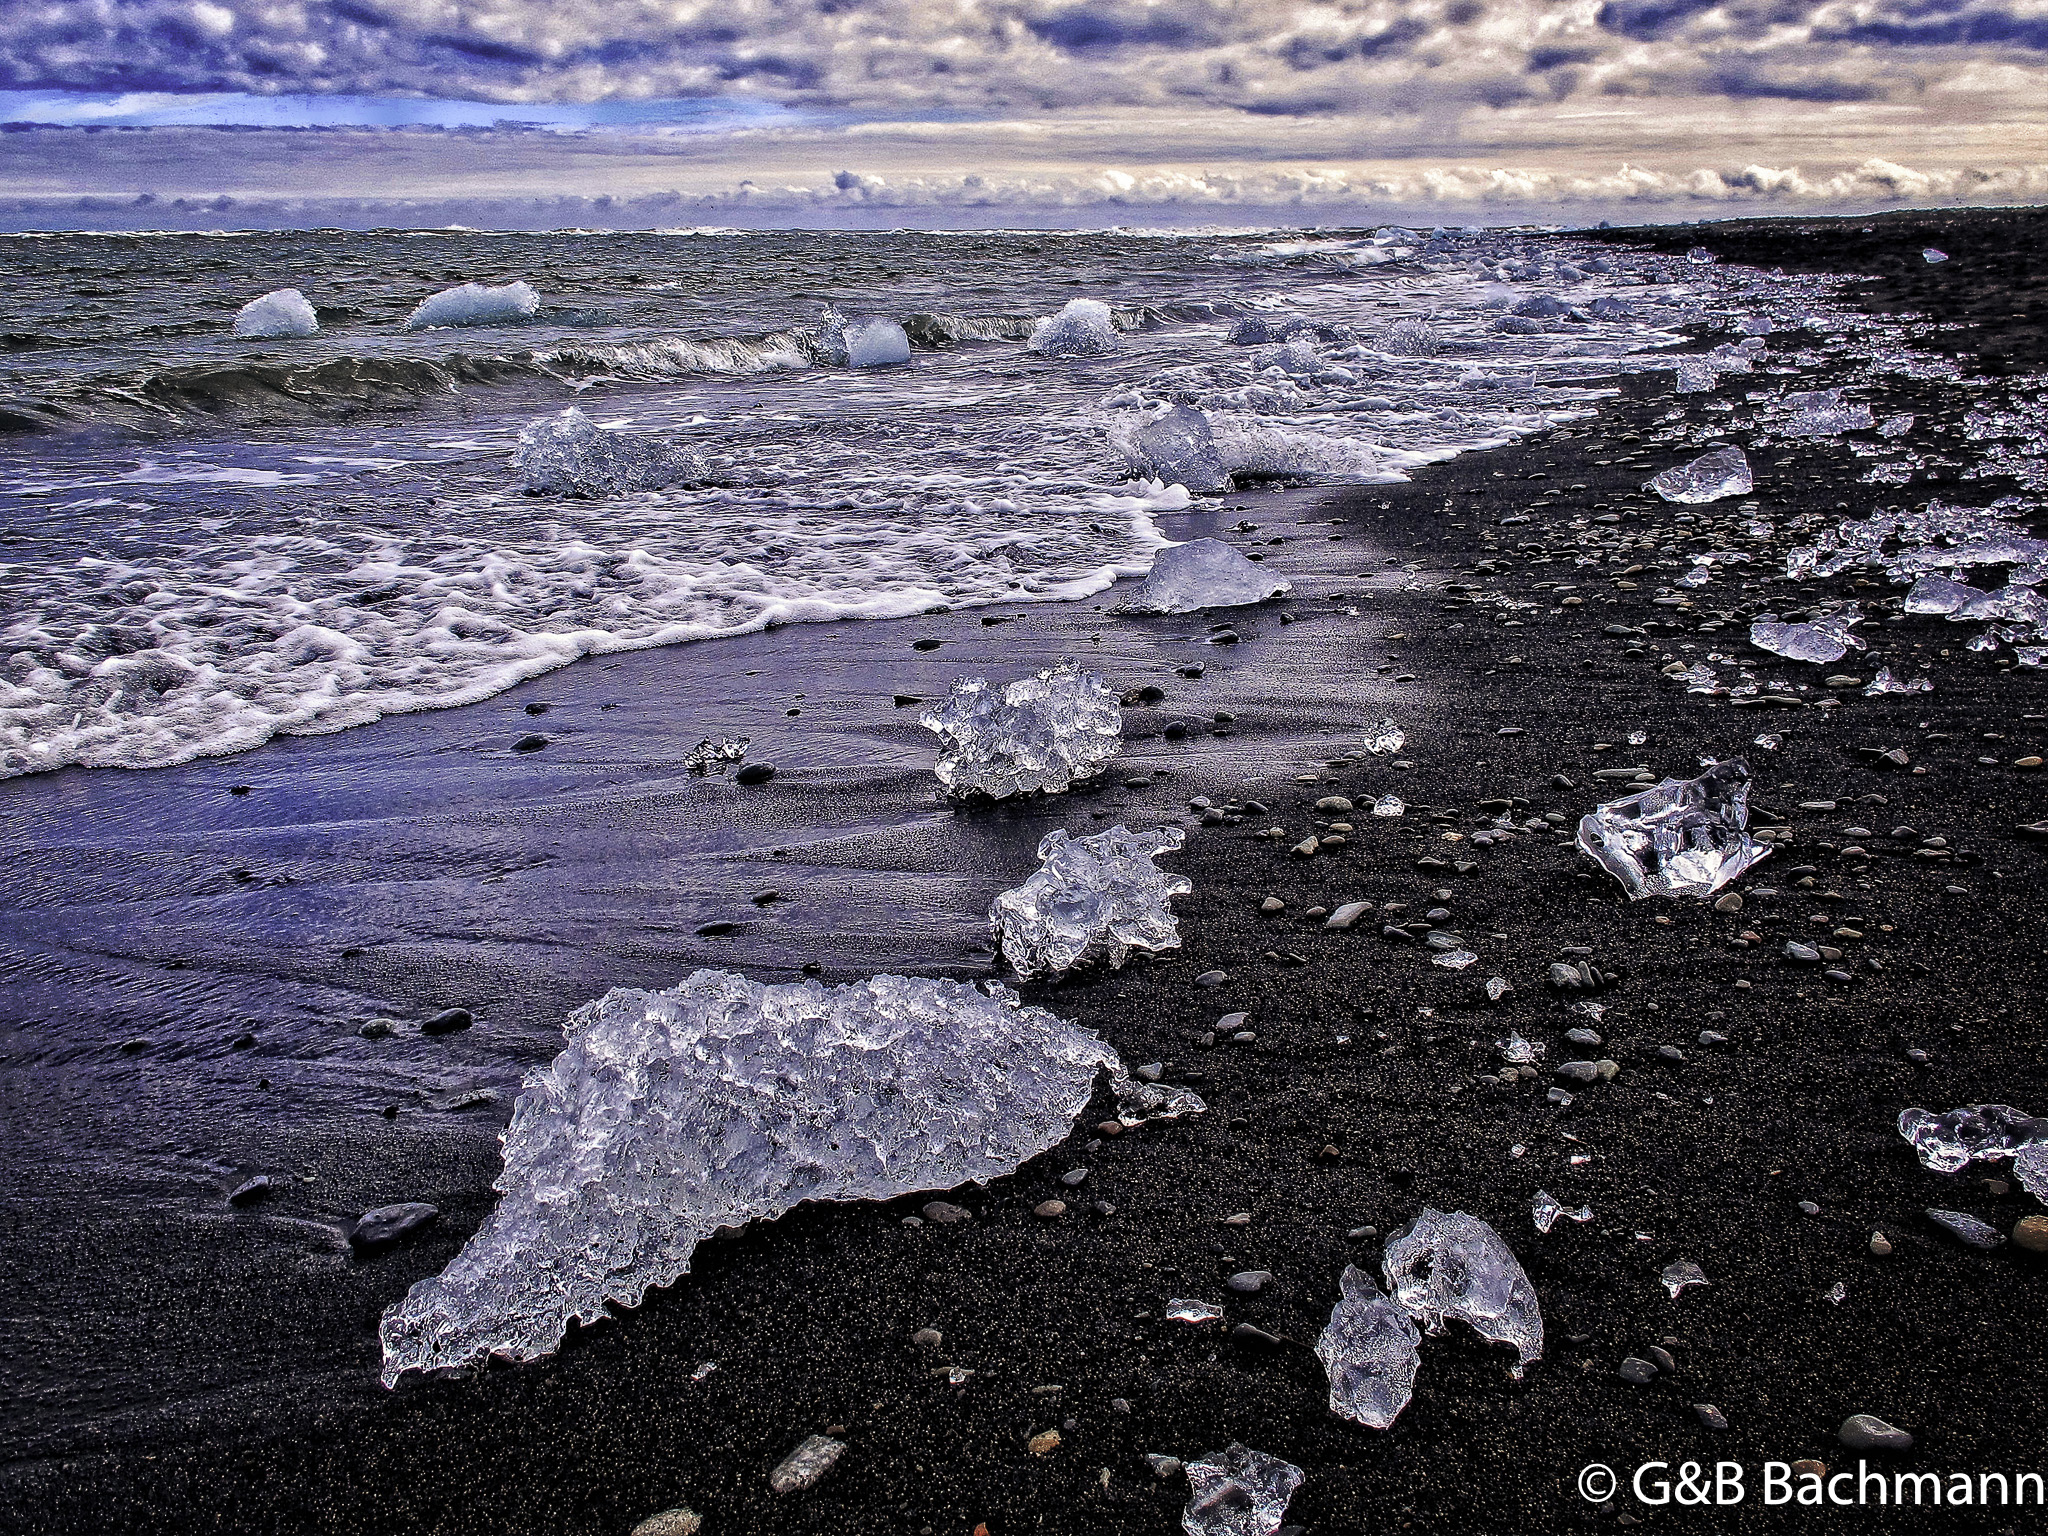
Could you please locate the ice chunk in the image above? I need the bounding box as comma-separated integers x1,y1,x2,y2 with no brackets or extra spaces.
1315,1266,1422,1429
403,280,540,331
1167,1299,1224,1323
1433,949,1477,969
1647,447,1752,504
1897,1104,2048,1173
1378,317,1441,356
844,317,912,368
232,288,319,339
1500,1032,1541,1065
1783,388,1875,437
377,970,1133,1384
1121,538,1291,613
1382,1207,1543,1367
1750,607,1864,664
1029,298,1120,357
1661,1260,1710,1299
1879,413,1915,439
1182,1445,1305,1536
1372,794,1405,817
991,824,1191,979
1863,667,1931,696
513,407,708,498
2017,1143,2048,1200
1360,720,1406,754
920,660,1121,799
681,736,748,774
1122,406,1230,492
1923,248,1949,263
1904,574,1980,614
1675,358,1717,393
1531,1190,1592,1234
1686,246,1717,264
1576,758,1769,900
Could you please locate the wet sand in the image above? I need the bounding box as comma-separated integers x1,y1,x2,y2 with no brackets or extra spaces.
4,204,2048,1535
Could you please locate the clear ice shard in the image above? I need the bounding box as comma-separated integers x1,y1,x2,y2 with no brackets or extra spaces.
990,825,1191,979
1123,406,1230,493
1897,1104,2048,1173
1167,1299,1224,1323
1373,794,1405,817
1121,538,1291,613
1904,575,1979,614
1661,1260,1710,1299
1531,1190,1591,1234
1749,607,1864,664
1029,298,1121,357
232,288,319,338
1863,667,1931,696
1382,1208,1543,1367
376,970,1150,1385
1782,388,1875,437
1361,720,1406,754
1316,1266,1422,1429
1576,758,1769,900
1648,446,1752,504
919,660,1121,799
1927,1209,2004,1248
1923,248,1950,263
513,407,708,498
681,736,748,774
403,279,540,330
1181,1444,1305,1536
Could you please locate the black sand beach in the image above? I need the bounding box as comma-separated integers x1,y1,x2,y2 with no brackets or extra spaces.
5,205,2048,1535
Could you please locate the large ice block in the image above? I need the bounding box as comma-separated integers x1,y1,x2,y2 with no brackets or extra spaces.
1576,759,1768,900
1120,538,1291,613
1382,1208,1543,1367
1316,1265,1422,1429
1029,298,1120,357
232,288,319,339
919,660,1121,798
378,970,1149,1384
992,824,1191,979
1123,406,1230,493
1898,1104,2048,1173
1647,447,1752,504
1750,607,1864,663
513,407,708,498
403,280,540,330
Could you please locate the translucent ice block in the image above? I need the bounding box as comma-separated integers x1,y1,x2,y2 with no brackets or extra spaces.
1576,758,1769,900
920,660,1121,799
1182,1444,1305,1536
1382,1207,1543,1367
1120,538,1291,613
991,824,1192,979
1315,1266,1421,1429
1647,446,1752,504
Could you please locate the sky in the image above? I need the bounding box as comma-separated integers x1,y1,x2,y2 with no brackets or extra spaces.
2,1,2045,229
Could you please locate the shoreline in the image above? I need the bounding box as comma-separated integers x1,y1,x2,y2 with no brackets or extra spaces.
4,204,2048,1535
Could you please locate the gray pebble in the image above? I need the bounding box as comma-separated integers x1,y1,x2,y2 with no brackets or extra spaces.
922,1201,972,1224
1618,1357,1659,1384
1645,1346,1677,1373
1196,971,1228,987
1693,1403,1729,1430
1555,1060,1600,1084
1226,1270,1274,1294
420,1007,473,1036
1926,1208,2004,1248
347,1202,439,1251
1839,1414,1914,1452
1061,1168,1089,1186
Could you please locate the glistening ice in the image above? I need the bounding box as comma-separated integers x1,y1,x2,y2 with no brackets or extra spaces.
378,970,1195,1385
920,660,1122,799
991,825,1191,979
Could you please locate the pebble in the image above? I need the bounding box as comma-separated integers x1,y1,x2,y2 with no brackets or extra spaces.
227,1175,271,1207
1260,897,1285,913
735,762,776,786
1315,796,1354,812
1798,1200,1821,1216
1712,892,1743,912
1028,1430,1061,1456
347,1202,439,1251
1216,1012,1248,1031
1618,1357,1658,1384
921,1202,972,1225
1926,1207,2003,1248
1033,1200,1068,1219
631,1510,702,1536
1145,1455,1183,1478
1692,1403,1729,1430
512,733,549,752
1792,1459,1827,1479
1556,1061,1599,1084
769,1435,846,1493
913,1328,943,1348
1060,1169,1088,1187
420,1007,473,1036
1839,1414,1914,1452
1226,1270,1274,1294
1869,1231,1893,1256
2013,1216,2048,1252
358,1020,395,1040
1196,971,1228,987
1645,1346,1677,1373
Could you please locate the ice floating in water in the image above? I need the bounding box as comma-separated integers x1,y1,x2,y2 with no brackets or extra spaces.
1577,759,1769,900
1167,1298,1224,1323
232,288,318,339
403,280,540,331
1531,1190,1592,1234
1121,538,1291,613
1905,574,1980,614
1122,405,1230,492
377,969,1175,1384
1029,298,1120,357
1378,317,1441,356
1750,607,1864,664
844,318,912,368
1661,1260,1710,1299
991,824,1191,979
1182,1444,1305,1536
1923,248,1950,263
1782,388,1875,437
513,407,708,498
1864,667,1931,696
1898,1104,2048,1173
921,660,1121,799
1383,1208,1543,1368
1316,1266,1422,1429
1648,446,1752,504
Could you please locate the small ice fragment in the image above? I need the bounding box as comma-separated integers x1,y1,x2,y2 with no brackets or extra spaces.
1897,1104,2048,1172
691,1360,718,1380
1182,1444,1305,1536
1372,794,1405,817
1922,248,1949,263
1029,298,1120,357
1750,608,1864,664
1782,388,1875,437
682,736,748,774
1686,246,1717,264
991,825,1191,979
232,288,318,339
920,660,1121,799
1121,538,1290,613
1432,948,1477,970
1648,446,1751,504
1675,358,1717,393
1628,730,1648,746
1379,317,1441,356
1904,574,1979,615
1753,733,1782,750
1576,758,1769,900
1361,720,1406,754
1166,1298,1224,1323
1531,1190,1592,1234
1878,414,1915,439
1926,1208,2004,1248
1485,976,1511,1001
376,970,1128,1384
1315,1266,1421,1429
1824,1281,1847,1305
1500,1033,1541,1065
1864,667,1931,696
1382,1208,1543,1366
1676,662,1719,693
1661,1260,1710,1299
770,1435,846,1493
514,407,707,498
1123,405,1230,493
403,280,540,331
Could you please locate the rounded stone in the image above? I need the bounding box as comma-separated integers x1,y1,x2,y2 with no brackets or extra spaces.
2013,1216,2048,1253
1839,1414,1914,1452
913,1328,943,1348
1226,1270,1274,1294
1869,1231,1893,1256
631,1509,702,1536
1033,1200,1068,1219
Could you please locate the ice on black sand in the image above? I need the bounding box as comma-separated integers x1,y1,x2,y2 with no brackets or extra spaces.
1120,537,1292,614
377,969,1197,1384
1382,1208,1543,1374
402,280,540,331
1181,1444,1304,1536
920,659,1121,798
991,824,1190,979
1122,405,1229,493
1647,446,1752,504
1898,1104,2048,1196
1315,1266,1421,1429
233,288,318,339
1576,759,1769,900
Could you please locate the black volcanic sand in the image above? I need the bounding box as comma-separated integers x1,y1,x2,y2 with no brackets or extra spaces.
7,206,2048,1536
